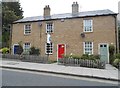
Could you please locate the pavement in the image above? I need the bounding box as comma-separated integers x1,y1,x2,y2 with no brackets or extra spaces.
0,59,119,81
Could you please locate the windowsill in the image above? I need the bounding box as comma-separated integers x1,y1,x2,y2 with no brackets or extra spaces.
24,34,31,36
45,33,54,34
83,31,93,34
45,53,53,55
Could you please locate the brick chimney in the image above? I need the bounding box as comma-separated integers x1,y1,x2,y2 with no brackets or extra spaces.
44,5,51,18
72,2,79,15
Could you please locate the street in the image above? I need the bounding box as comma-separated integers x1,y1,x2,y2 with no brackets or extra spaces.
1,68,118,86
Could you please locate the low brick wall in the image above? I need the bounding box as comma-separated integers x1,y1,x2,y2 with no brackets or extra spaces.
58,58,105,69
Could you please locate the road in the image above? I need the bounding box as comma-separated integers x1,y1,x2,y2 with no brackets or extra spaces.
1,68,118,86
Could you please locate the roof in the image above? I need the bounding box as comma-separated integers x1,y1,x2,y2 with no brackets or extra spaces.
14,9,117,23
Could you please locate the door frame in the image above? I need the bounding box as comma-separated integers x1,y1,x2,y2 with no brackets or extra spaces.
57,44,66,62
13,44,19,54
98,43,109,63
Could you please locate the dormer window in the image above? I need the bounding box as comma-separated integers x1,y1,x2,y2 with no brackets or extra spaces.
46,22,54,33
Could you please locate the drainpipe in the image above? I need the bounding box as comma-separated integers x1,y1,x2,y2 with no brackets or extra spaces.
114,15,119,53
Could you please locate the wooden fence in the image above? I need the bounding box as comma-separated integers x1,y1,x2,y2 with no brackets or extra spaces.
2,54,48,63
58,58,105,69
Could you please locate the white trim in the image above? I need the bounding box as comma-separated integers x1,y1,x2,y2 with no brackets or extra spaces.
57,44,66,62
13,44,19,54
45,42,53,55
98,43,109,63
24,24,32,35
83,42,93,55
23,42,31,52
83,19,93,32
46,22,54,34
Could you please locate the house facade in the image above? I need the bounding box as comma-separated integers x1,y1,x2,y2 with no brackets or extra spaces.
12,2,118,63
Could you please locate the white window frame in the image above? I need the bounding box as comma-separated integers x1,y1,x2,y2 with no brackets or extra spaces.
24,24,32,35
83,42,93,55
46,22,54,33
83,19,93,32
23,43,31,52
45,43,53,55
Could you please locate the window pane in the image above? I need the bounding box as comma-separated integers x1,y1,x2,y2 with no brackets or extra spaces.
46,23,53,33
24,24,31,34
84,20,93,32
84,42,93,54
46,43,53,54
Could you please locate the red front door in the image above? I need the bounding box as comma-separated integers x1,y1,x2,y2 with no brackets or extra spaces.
58,44,65,59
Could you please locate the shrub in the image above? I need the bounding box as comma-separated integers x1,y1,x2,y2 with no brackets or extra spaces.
109,45,115,64
2,47,10,54
72,55,81,59
16,45,23,55
30,46,40,55
109,45,115,55
113,58,120,68
81,54,89,60
115,53,120,59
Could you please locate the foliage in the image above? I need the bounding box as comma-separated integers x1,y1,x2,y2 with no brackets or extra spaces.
1,47,10,54
118,26,120,53
109,45,115,64
72,55,81,59
81,54,100,60
109,45,115,55
29,46,40,55
2,2,23,47
110,53,120,68
113,58,120,68
63,54,100,60
114,53,120,59
16,45,23,55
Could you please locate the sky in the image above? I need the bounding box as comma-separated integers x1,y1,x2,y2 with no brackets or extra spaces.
19,0,120,18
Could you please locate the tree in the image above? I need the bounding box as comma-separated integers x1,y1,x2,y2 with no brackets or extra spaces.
2,2,23,47
118,20,120,53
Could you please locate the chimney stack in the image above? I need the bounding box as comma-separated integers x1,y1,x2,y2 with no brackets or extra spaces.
72,2,79,15
44,5,51,18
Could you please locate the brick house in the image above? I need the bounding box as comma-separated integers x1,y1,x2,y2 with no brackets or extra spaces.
12,2,118,63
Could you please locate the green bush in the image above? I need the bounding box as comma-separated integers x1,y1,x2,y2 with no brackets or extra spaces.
63,54,100,60
113,58,120,68
2,47,10,54
81,54,100,60
115,53,120,59
30,46,40,55
109,45,115,55
72,55,81,59
109,45,115,64
81,54,89,60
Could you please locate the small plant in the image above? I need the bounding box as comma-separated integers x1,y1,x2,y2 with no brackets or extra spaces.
115,53,120,59
113,58,120,68
1,47,10,54
72,55,81,59
29,46,40,55
81,54,89,60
